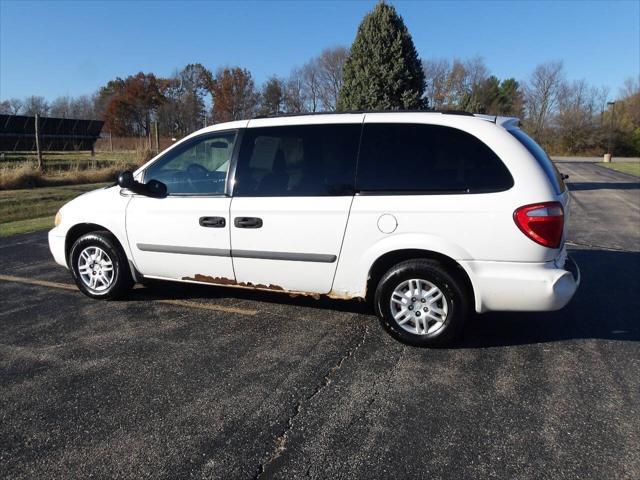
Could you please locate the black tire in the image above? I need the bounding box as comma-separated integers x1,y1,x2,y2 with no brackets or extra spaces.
69,231,134,300
374,259,468,347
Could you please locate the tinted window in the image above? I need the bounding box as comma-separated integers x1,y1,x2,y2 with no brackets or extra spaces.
509,128,566,194
357,124,513,193
234,124,360,196
145,132,236,195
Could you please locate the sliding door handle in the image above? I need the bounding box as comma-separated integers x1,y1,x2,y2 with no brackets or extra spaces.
199,216,226,228
234,217,263,228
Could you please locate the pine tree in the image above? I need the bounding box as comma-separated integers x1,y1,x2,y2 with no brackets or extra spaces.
337,1,426,111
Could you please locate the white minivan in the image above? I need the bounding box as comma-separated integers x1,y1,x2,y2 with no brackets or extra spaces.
49,112,579,346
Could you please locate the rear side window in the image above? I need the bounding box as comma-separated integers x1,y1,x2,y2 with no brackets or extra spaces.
234,124,360,196
508,128,566,194
356,124,513,193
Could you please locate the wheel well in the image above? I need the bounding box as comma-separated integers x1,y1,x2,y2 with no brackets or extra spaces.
366,249,475,306
65,223,139,281
65,223,119,260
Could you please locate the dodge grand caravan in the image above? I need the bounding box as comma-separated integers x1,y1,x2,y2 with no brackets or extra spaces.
49,112,580,346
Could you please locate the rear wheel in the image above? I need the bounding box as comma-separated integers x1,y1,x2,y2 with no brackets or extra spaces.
374,259,468,347
69,231,133,299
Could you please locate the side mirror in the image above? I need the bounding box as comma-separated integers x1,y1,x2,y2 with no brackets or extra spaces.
117,171,135,189
145,179,168,198
117,170,167,199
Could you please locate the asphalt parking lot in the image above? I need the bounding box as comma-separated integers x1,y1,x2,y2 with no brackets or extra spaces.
1,162,639,479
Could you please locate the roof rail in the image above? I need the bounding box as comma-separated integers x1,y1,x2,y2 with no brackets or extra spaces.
252,109,481,120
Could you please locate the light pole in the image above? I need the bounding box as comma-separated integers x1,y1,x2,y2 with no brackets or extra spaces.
606,101,616,162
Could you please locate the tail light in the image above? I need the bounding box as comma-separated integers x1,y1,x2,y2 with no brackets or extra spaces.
513,201,564,248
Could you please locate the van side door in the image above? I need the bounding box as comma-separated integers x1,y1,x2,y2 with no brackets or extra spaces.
125,129,241,281
229,119,362,294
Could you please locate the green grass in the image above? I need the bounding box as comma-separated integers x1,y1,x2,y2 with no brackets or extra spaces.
0,182,110,237
598,162,640,177
0,216,55,237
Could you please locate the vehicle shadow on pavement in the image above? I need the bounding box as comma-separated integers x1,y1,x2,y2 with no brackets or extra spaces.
128,249,639,348
568,182,640,191
458,249,640,348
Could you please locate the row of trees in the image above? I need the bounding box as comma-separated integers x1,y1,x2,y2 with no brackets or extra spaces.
1,2,638,155
420,58,640,155
0,46,348,138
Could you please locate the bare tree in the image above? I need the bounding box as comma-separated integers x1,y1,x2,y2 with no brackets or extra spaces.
278,46,347,113
70,95,96,119
1,98,24,114
620,76,640,98
523,61,564,138
555,79,600,153
10,98,24,114
316,46,348,111
422,58,450,109
49,95,96,119
302,60,322,112
283,68,307,114
22,95,50,116
0,100,11,114
50,96,72,117
462,56,489,111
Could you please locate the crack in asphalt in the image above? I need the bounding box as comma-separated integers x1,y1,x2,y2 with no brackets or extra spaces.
253,322,371,479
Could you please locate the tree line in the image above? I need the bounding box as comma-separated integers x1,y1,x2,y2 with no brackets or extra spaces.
1,2,638,156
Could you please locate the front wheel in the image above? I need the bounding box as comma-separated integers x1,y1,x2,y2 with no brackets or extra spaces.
69,231,134,300
374,259,468,347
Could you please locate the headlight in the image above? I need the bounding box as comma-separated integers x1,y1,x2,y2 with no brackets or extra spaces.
54,211,62,227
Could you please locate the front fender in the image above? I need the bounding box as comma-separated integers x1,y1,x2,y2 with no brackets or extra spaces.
54,186,132,262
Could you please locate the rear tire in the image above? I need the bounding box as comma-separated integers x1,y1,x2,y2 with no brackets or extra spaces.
374,259,468,347
69,231,134,300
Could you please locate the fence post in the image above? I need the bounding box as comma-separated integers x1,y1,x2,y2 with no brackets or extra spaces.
109,131,113,152
154,121,160,154
34,114,44,172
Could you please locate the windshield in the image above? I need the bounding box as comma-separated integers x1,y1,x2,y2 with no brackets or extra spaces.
509,128,566,194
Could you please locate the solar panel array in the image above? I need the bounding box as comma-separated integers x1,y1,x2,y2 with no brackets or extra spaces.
0,114,104,151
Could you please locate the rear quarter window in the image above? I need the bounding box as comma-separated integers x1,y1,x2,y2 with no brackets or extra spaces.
508,128,566,194
356,123,513,193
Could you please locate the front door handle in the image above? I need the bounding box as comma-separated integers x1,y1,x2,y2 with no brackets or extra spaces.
199,216,226,228
234,217,263,228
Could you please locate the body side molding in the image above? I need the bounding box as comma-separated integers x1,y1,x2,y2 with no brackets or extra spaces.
136,244,336,263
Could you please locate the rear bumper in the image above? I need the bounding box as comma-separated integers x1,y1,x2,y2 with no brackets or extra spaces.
461,255,580,313
48,227,68,268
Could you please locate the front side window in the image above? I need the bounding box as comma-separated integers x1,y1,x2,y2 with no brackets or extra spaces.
233,124,361,197
357,123,513,193
144,131,236,195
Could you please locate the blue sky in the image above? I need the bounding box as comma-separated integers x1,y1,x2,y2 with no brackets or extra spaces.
1,0,638,101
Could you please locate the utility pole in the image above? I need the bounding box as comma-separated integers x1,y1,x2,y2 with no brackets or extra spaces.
605,101,616,162
34,114,44,172
607,101,616,154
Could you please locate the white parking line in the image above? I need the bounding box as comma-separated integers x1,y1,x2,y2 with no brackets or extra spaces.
0,274,258,316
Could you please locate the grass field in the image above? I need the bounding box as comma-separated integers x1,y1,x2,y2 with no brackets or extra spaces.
0,183,110,237
1,150,136,168
599,162,640,177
